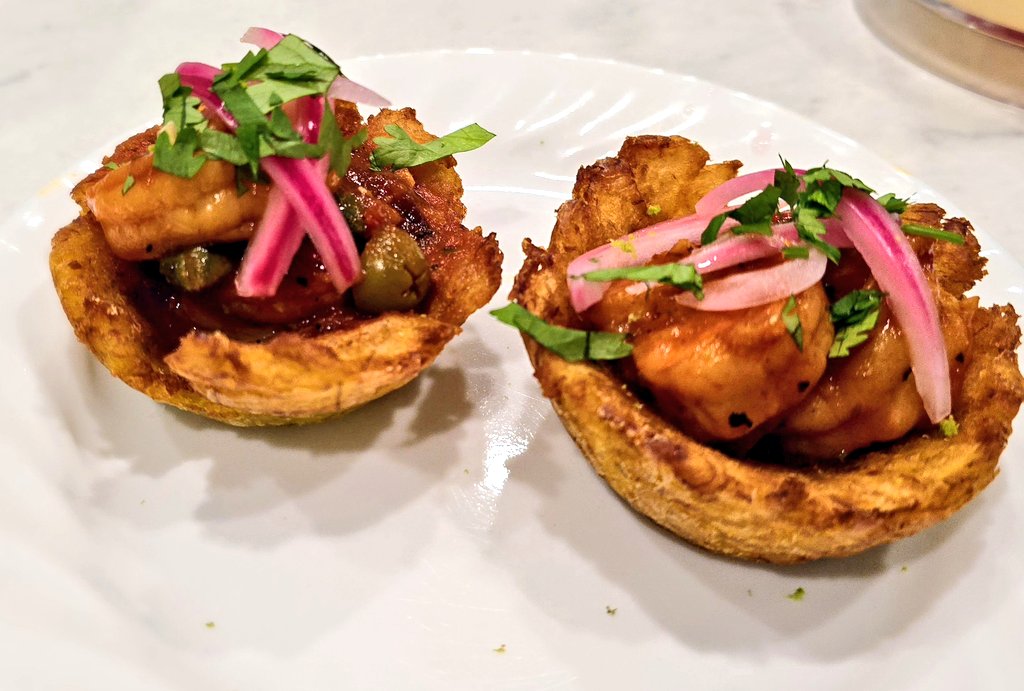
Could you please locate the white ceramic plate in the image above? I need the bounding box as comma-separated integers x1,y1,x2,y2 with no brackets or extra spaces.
2,51,1022,691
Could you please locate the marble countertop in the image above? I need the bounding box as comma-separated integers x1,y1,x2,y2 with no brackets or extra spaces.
2,0,1021,262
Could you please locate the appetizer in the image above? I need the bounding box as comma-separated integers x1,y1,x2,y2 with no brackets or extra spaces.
500,135,1023,563
50,29,501,426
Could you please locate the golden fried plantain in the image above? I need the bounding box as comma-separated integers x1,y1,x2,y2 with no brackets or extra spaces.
510,135,1023,563
50,107,501,426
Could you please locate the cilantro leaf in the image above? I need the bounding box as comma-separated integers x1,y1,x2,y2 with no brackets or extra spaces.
121,174,135,195
153,128,206,178
199,130,249,166
803,166,873,194
774,158,800,207
701,186,781,243
794,207,841,264
902,223,966,245
781,296,803,351
490,303,632,361
103,161,119,170
732,186,781,225
319,107,368,177
829,289,884,358
876,193,908,214
781,245,810,260
578,263,704,299
371,123,495,170
701,213,729,245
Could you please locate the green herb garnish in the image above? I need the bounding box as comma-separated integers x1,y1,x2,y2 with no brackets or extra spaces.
646,204,662,217
939,415,959,437
152,34,353,180
787,587,806,601
490,303,632,361
370,123,495,171
578,263,704,299
781,296,803,351
702,185,781,244
103,161,119,170
901,223,966,245
781,246,810,260
876,192,909,214
121,174,135,195
829,289,884,358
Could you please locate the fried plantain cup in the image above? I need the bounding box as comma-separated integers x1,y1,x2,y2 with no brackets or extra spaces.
50,107,502,426
510,135,1024,563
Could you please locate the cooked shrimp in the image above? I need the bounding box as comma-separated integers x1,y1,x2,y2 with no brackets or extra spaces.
87,154,268,260
588,283,834,442
780,286,973,458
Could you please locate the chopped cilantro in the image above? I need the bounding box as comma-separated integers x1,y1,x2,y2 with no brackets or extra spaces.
774,158,800,207
902,223,966,245
701,213,729,245
198,129,249,166
318,106,368,177
103,161,119,170
154,128,207,178
939,415,959,437
781,296,803,351
781,246,810,260
578,263,703,300
803,166,873,194
490,303,632,361
786,587,806,601
876,192,908,214
605,606,617,616
829,289,884,358
121,174,135,195
646,204,662,216
371,123,495,170
704,185,781,240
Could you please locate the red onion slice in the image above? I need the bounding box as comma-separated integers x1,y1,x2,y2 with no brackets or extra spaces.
836,190,950,423
327,76,392,107
694,167,805,216
175,68,360,294
235,98,327,297
567,213,729,313
240,27,284,49
675,247,827,311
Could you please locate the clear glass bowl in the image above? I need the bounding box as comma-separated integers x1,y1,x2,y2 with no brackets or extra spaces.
857,0,1024,107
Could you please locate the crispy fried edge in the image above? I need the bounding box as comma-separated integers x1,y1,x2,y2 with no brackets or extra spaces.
50,110,502,426
511,136,1024,563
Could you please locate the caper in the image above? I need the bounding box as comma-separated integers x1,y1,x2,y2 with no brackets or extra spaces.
352,227,431,313
159,246,232,292
339,193,367,236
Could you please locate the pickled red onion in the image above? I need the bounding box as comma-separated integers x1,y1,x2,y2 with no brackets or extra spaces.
235,97,326,297
176,67,360,294
327,76,391,108
836,190,950,423
241,26,284,49
694,167,805,216
567,213,732,313
675,247,827,311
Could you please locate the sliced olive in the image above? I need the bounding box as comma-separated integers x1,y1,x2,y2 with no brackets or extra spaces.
352,227,431,313
159,246,233,292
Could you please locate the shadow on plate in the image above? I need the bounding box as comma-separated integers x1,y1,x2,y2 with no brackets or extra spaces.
20,283,492,543
491,412,999,666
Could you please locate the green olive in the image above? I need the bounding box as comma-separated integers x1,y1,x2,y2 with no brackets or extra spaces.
352,227,431,313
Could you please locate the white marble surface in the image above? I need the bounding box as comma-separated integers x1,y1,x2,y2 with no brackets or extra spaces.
2,0,1023,262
